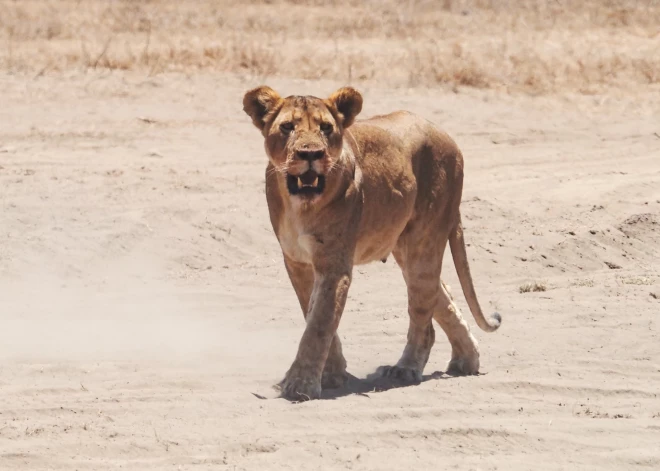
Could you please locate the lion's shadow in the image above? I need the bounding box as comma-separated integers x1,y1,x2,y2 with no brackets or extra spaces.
319,370,461,400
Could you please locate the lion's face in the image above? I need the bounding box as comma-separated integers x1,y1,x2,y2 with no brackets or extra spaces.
266,97,342,199
243,86,362,203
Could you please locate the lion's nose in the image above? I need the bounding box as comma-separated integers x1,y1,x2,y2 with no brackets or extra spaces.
295,149,325,162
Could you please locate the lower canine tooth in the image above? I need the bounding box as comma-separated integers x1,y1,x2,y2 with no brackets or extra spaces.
297,177,303,188
313,176,319,187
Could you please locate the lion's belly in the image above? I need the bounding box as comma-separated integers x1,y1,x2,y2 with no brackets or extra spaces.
353,230,404,265
353,171,417,265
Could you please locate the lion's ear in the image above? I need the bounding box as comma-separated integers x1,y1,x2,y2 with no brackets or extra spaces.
326,87,363,128
243,86,283,131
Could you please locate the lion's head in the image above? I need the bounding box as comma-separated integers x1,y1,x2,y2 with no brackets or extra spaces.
243,86,362,202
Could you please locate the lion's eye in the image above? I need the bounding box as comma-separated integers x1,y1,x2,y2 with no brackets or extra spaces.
320,122,333,134
280,122,294,133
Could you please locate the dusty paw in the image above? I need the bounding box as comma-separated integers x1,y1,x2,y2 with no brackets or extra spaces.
377,365,422,384
446,353,480,376
321,370,348,389
279,370,321,401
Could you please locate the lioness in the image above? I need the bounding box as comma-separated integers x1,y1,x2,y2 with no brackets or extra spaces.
243,86,501,401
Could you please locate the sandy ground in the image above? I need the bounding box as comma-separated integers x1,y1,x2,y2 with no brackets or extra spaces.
1,71,659,470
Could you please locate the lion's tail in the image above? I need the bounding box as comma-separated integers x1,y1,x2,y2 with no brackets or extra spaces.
448,213,502,333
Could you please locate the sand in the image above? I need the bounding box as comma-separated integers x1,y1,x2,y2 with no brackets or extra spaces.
1,71,659,470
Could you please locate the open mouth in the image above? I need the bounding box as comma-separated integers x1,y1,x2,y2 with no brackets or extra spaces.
286,170,325,196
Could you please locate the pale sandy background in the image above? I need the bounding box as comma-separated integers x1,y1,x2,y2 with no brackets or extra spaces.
1,1,659,470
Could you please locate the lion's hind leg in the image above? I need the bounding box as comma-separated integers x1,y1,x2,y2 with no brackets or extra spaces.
377,236,443,384
380,217,481,384
435,281,480,375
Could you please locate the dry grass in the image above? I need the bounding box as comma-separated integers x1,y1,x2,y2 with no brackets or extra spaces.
618,276,656,285
571,278,596,288
1,0,659,94
519,281,547,293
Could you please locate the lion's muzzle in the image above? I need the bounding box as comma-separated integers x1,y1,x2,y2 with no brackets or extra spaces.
286,147,327,196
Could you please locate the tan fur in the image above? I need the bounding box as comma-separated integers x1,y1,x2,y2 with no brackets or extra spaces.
243,86,502,401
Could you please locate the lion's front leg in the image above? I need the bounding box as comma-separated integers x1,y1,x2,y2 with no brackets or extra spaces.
280,266,352,401
321,335,348,389
283,256,348,391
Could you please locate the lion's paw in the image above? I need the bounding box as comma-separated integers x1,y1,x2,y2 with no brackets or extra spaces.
279,370,322,402
446,354,480,376
377,365,422,385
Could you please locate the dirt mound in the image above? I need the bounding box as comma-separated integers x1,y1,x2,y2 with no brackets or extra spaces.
618,212,660,247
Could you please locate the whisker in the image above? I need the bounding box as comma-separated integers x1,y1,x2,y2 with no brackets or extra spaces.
326,160,345,176
266,164,289,178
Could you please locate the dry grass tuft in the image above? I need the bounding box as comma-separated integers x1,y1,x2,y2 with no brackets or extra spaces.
1,0,659,94
519,281,547,293
571,278,595,288
618,276,655,286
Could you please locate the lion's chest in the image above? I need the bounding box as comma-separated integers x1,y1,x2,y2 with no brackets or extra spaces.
277,217,315,264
